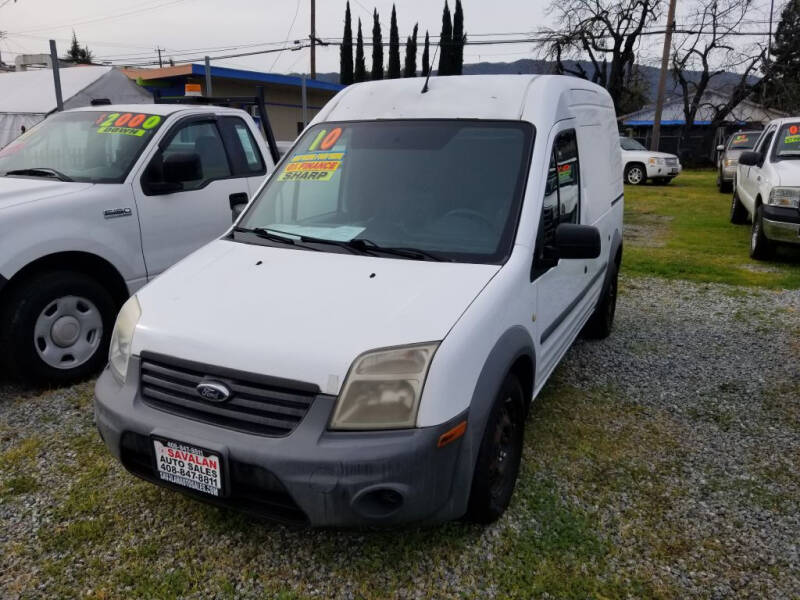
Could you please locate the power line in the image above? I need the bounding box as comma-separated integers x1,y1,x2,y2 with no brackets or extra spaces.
268,0,302,72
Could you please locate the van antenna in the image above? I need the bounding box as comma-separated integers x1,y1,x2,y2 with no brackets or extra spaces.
421,43,441,94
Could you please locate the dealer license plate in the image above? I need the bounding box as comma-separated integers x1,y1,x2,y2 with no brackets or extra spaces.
152,438,223,496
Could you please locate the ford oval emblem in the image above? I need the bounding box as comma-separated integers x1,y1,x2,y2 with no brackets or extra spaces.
196,381,231,403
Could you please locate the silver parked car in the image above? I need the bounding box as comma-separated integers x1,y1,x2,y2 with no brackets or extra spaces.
716,130,761,193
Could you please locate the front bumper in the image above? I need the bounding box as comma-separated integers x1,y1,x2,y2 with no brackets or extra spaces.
646,163,682,178
762,205,800,245
94,357,471,527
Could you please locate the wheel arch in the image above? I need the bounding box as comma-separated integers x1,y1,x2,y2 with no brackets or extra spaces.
624,161,646,184
0,251,130,311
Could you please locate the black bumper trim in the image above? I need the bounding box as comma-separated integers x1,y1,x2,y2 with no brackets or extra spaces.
763,204,800,225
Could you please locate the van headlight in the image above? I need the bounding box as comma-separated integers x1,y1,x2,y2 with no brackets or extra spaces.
109,296,141,383
767,187,800,209
329,342,439,430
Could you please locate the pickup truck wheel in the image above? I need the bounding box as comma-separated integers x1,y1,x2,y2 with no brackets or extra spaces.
730,187,748,224
0,271,116,384
582,262,618,339
750,205,774,260
624,164,645,185
465,373,524,524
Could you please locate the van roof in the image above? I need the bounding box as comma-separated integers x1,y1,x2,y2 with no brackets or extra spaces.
316,75,611,124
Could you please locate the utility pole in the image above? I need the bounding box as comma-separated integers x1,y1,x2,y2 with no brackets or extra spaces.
651,0,678,152
204,56,213,95
49,40,64,112
157,47,163,68
310,0,316,79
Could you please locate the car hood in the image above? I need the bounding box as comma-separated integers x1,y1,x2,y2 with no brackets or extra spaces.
773,160,800,187
0,177,94,211
621,149,679,160
132,240,500,394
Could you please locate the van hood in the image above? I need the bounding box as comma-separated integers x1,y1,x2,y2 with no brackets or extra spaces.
132,240,500,394
774,160,800,187
0,177,94,211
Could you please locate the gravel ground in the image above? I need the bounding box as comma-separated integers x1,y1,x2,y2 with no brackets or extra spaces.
1,276,798,599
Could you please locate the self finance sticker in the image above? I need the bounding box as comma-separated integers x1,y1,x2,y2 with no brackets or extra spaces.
278,152,344,182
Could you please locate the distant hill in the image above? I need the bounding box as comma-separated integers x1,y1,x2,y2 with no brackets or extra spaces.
303,58,758,107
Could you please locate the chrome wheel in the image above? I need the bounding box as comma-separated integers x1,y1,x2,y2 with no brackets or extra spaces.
626,165,644,185
33,295,103,369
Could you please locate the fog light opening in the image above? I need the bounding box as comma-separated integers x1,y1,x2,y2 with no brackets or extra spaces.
353,487,405,518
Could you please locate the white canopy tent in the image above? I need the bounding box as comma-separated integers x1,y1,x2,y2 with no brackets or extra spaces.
0,66,152,147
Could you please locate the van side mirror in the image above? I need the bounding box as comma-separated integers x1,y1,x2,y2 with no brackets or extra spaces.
229,192,248,221
738,151,761,166
553,223,601,259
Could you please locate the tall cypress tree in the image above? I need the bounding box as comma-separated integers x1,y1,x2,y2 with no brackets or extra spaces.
452,0,465,75
371,9,384,80
339,1,354,85
387,4,401,79
404,23,419,77
439,1,453,75
354,18,367,83
763,0,800,112
421,30,430,76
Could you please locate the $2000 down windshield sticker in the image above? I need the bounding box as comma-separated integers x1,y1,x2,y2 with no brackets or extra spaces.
278,152,344,182
95,112,163,137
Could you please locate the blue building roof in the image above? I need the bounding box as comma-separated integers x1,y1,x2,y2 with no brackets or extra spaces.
189,64,344,92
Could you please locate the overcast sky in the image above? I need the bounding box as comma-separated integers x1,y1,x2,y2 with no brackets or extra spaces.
0,0,781,75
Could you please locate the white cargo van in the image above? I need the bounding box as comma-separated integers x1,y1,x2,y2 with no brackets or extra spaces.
94,75,624,526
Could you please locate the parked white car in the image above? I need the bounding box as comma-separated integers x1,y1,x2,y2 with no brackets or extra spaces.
0,104,274,382
94,75,624,527
731,117,800,259
620,136,682,185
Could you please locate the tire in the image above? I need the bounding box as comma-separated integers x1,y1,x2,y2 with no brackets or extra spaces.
749,205,774,261
624,163,646,186
718,173,732,193
583,262,619,339
0,271,117,384
730,186,748,225
465,373,525,524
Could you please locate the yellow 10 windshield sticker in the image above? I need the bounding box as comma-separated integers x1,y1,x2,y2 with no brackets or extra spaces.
278,152,344,181
95,112,162,137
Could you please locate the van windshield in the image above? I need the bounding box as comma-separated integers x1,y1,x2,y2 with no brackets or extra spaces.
239,120,533,264
0,110,165,183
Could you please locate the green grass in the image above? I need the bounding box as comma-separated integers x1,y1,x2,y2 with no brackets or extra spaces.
622,170,800,288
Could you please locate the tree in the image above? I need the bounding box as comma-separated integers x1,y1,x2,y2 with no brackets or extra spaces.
387,4,401,78
404,23,419,77
438,1,453,75
339,1,354,85
538,0,662,114
452,0,465,75
371,9,384,80
421,30,431,76
355,18,367,82
64,30,94,64
762,0,800,112
671,0,775,158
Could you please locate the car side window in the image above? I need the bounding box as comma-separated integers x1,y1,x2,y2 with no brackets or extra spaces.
145,121,232,192
219,117,266,176
532,129,582,279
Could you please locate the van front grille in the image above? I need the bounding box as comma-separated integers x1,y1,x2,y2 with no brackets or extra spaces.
139,353,317,437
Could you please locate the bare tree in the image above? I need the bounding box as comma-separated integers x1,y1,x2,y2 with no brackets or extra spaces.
538,0,662,114
671,0,772,156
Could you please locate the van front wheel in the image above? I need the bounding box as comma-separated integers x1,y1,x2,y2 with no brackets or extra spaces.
465,373,524,524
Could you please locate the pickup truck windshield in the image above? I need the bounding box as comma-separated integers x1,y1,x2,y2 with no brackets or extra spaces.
775,123,800,158
0,110,165,183
240,120,533,264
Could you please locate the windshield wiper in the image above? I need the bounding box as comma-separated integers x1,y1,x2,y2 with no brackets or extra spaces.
233,226,321,251
4,167,73,182
348,239,450,262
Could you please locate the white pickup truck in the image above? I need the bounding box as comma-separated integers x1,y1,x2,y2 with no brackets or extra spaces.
0,104,274,383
